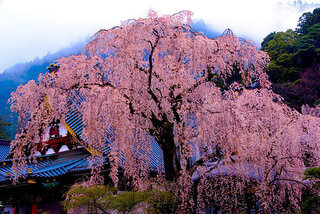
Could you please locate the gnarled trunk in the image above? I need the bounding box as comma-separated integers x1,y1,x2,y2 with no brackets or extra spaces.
150,114,181,181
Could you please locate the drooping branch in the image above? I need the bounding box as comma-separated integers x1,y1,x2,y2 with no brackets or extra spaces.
9,11,320,212
268,178,310,189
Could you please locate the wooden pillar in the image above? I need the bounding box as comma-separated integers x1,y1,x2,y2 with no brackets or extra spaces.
13,206,18,214
32,203,38,214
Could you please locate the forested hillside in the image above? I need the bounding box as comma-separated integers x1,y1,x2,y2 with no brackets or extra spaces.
262,8,320,110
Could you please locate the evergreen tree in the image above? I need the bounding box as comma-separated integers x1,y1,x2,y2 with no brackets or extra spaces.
297,8,320,35
261,32,276,51
261,8,320,109
263,29,299,83
0,116,11,140
296,23,320,66
301,167,320,213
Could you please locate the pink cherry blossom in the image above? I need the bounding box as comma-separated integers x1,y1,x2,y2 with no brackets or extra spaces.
9,10,320,212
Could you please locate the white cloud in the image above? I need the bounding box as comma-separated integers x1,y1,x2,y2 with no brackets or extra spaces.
0,0,318,73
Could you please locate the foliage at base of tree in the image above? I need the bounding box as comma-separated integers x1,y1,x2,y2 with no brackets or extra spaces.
145,189,178,214
63,182,178,214
63,184,116,214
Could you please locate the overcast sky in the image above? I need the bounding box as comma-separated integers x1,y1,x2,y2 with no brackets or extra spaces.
0,0,319,74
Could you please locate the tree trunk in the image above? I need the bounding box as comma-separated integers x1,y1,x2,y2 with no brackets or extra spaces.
150,114,181,181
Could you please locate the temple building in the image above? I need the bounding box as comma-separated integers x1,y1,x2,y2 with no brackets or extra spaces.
0,124,102,213
0,92,163,214
0,95,112,213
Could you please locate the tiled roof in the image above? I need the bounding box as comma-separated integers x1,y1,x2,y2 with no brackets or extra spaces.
0,91,165,183
0,140,10,162
0,145,10,162
0,156,54,181
65,107,84,137
0,149,91,182
150,136,164,170
32,152,90,178
65,94,164,169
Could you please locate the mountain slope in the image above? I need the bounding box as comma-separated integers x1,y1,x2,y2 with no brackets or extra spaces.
0,40,86,139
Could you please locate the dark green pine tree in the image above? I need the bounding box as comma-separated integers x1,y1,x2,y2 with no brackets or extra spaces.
296,8,320,35
0,116,11,140
302,167,320,213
